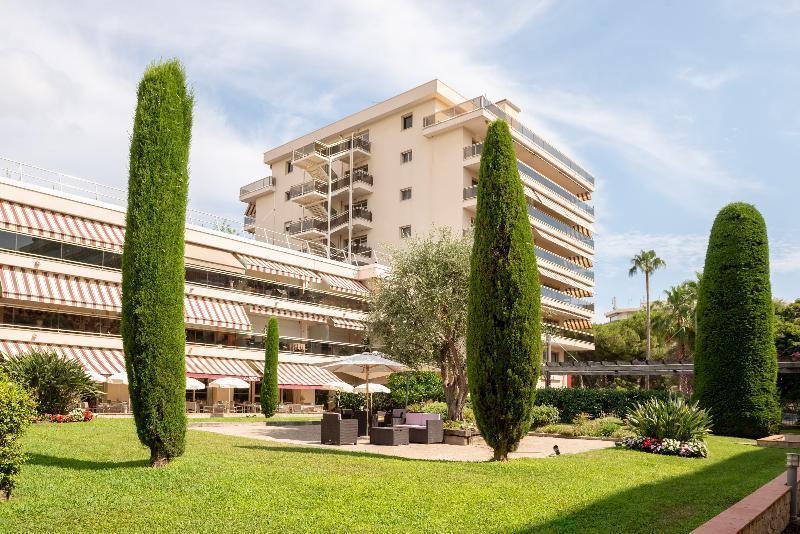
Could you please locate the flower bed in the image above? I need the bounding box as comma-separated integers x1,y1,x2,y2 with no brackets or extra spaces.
37,409,94,423
621,436,708,458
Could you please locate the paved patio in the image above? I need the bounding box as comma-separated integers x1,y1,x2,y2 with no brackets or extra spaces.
191,423,616,461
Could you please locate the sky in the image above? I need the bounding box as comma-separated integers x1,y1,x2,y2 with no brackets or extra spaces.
1,0,798,321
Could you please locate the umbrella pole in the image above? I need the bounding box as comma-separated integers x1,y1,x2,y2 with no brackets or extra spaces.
366,367,370,429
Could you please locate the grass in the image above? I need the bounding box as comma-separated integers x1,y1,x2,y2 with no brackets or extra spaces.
0,419,795,533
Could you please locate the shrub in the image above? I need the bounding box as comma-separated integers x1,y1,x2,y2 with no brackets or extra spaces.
694,203,780,438
4,350,100,415
0,374,36,499
386,371,445,406
260,317,279,418
626,395,712,443
530,405,560,428
534,388,673,422
122,60,193,466
467,120,542,461
408,401,448,419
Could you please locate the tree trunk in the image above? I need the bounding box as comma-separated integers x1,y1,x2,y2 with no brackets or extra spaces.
440,341,467,421
492,447,509,462
150,447,170,468
645,272,651,390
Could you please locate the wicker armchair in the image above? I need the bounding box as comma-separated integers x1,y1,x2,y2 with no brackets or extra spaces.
408,419,444,444
321,412,358,445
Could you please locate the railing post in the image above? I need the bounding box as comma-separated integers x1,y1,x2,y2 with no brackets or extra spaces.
788,453,799,521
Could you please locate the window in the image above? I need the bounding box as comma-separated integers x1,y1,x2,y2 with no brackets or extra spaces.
400,225,412,239
401,150,412,164
286,161,293,174
400,188,412,201
401,113,413,130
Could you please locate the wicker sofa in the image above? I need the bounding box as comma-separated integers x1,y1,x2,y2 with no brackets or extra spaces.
397,413,444,444
321,412,358,445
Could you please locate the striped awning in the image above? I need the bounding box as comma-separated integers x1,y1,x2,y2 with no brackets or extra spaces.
563,319,592,330
278,362,343,390
330,317,366,331
237,254,322,284
319,273,369,296
0,265,120,311
249,304,326,324
0,199,125,252
0,341,125,377
0,266,250,331
185,355,259,381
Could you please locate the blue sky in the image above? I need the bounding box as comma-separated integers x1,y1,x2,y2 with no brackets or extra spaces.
1,1,798,321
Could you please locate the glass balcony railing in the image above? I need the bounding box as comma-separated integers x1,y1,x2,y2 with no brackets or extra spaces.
542,323,594,343
424,96,595,185
292,134,371,162
541,286,594,311
330,208,373,229
463,185,477,199
288,180,328,200
331,168,373,192
239,176,276,197
285,218,327,235
464,143,594,216
528,206,594,248
535,247,594,280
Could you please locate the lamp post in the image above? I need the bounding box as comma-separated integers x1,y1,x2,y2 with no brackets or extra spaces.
788,453,799,521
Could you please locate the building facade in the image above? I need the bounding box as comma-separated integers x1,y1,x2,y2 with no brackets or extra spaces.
243,80,596,362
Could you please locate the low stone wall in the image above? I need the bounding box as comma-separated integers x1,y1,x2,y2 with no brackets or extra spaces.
693,471,796,533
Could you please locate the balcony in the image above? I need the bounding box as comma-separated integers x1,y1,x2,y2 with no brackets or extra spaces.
330,168,374,199
535,247,594,281
542,323,594,343
243,215,256,233
330,208,373,234
239,176,276,202
288,180,328,206
542,286,594,312
292,134,371,167
464,143,594,217
285,217,327,239
463,184,477,200
528,206,594,249
424,96,595,187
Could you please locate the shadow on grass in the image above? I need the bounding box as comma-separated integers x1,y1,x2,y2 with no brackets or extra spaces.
517,445,797,533
234,444,446,463
26,453,149,471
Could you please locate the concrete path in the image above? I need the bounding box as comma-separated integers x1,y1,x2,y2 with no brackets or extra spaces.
191,423,615,462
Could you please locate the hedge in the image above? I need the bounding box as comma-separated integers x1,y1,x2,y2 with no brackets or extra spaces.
122,60,193,466
467,120,542,461
694,203,780,438
0,372,36,499
534,388,674,423
386,371,445,406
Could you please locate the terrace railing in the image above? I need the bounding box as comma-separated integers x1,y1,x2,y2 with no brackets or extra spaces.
541,286,594,311
239,176,276,197
528,206,594,248
534,247,594,280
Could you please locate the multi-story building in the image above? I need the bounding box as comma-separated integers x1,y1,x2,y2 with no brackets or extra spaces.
243,80,596,363
0,158,381,410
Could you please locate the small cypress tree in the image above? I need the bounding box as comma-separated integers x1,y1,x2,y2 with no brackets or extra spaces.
261,317,279,418
467,120,542,461
122,60,193,467
694,203,780,438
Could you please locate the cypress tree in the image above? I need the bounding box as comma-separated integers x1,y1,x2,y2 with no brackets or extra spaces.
466,120,542,461
694,203,780,438
261,317,279,418
122,60,193,467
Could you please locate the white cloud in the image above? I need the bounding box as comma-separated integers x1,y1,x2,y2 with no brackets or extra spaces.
677,67,740,90
773,242,800,273
596,231,708,272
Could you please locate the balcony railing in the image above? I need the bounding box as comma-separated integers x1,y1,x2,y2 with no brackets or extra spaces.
288,179,328,200
528,206,594,248
542,286,594,311
535,247,594,280
292,134,371,162
331,168,374,192
463,185,477,200
351,245,372,258
542,323,594,343
464,143,594,216
330,208,373,230
239,176,276,197
243,215,255,227
285,217,327,235
424,96,595,185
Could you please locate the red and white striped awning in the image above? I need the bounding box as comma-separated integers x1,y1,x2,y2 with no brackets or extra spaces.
185,355,259,380
0,199,125,252
278,362,343,390
249,304,326,324
0,341,125,377
184,296,250,332
330,317,366,331
319,273,369,296
0,266,121,311
236,254,322,284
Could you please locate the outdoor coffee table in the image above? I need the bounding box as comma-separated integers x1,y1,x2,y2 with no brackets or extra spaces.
369,426,409,446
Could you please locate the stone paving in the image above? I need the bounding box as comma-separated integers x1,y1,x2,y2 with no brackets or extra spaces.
191,423,616,462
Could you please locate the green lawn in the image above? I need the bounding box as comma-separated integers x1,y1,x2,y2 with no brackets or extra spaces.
0,419,794,533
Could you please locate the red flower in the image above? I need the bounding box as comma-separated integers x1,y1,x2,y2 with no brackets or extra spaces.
56,415,63,423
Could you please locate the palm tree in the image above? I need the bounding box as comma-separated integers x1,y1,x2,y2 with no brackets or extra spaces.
654,281,698,362
628,250,666,388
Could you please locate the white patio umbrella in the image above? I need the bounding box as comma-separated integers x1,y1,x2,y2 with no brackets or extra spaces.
354,383,390,394
106,371,128,385
323,352,407,419
322,381,354,393
186,377,206,390
208,377,249,389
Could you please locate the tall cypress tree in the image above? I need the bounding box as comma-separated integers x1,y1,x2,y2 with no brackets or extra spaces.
467,120,542,461
122,60,193,467
261,317,279,418
694,202,780,438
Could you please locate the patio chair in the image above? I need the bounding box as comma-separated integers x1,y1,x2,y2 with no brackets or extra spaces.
398,413,444,444
353,410,369,436
320,412,358,445
385,408,407,426
186,401,198,413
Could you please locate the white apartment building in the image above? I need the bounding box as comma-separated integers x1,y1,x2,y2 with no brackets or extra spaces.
243,80,596,361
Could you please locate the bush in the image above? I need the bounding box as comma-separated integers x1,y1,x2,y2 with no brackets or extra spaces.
534,388,673,423
4,350,100,415
694,203,780,438
335,392,391,412
122,60,192,466
467,120,542,461
530,405,560,428
386,372,444,406
408,401,448,419
260,317,279,418
627,395,712,443
0,374,36,499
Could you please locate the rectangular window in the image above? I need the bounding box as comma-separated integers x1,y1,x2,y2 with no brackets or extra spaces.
401,150,412,164
286,161,293,174
401,113,413,130
400,225,411,239
400,188,412,201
